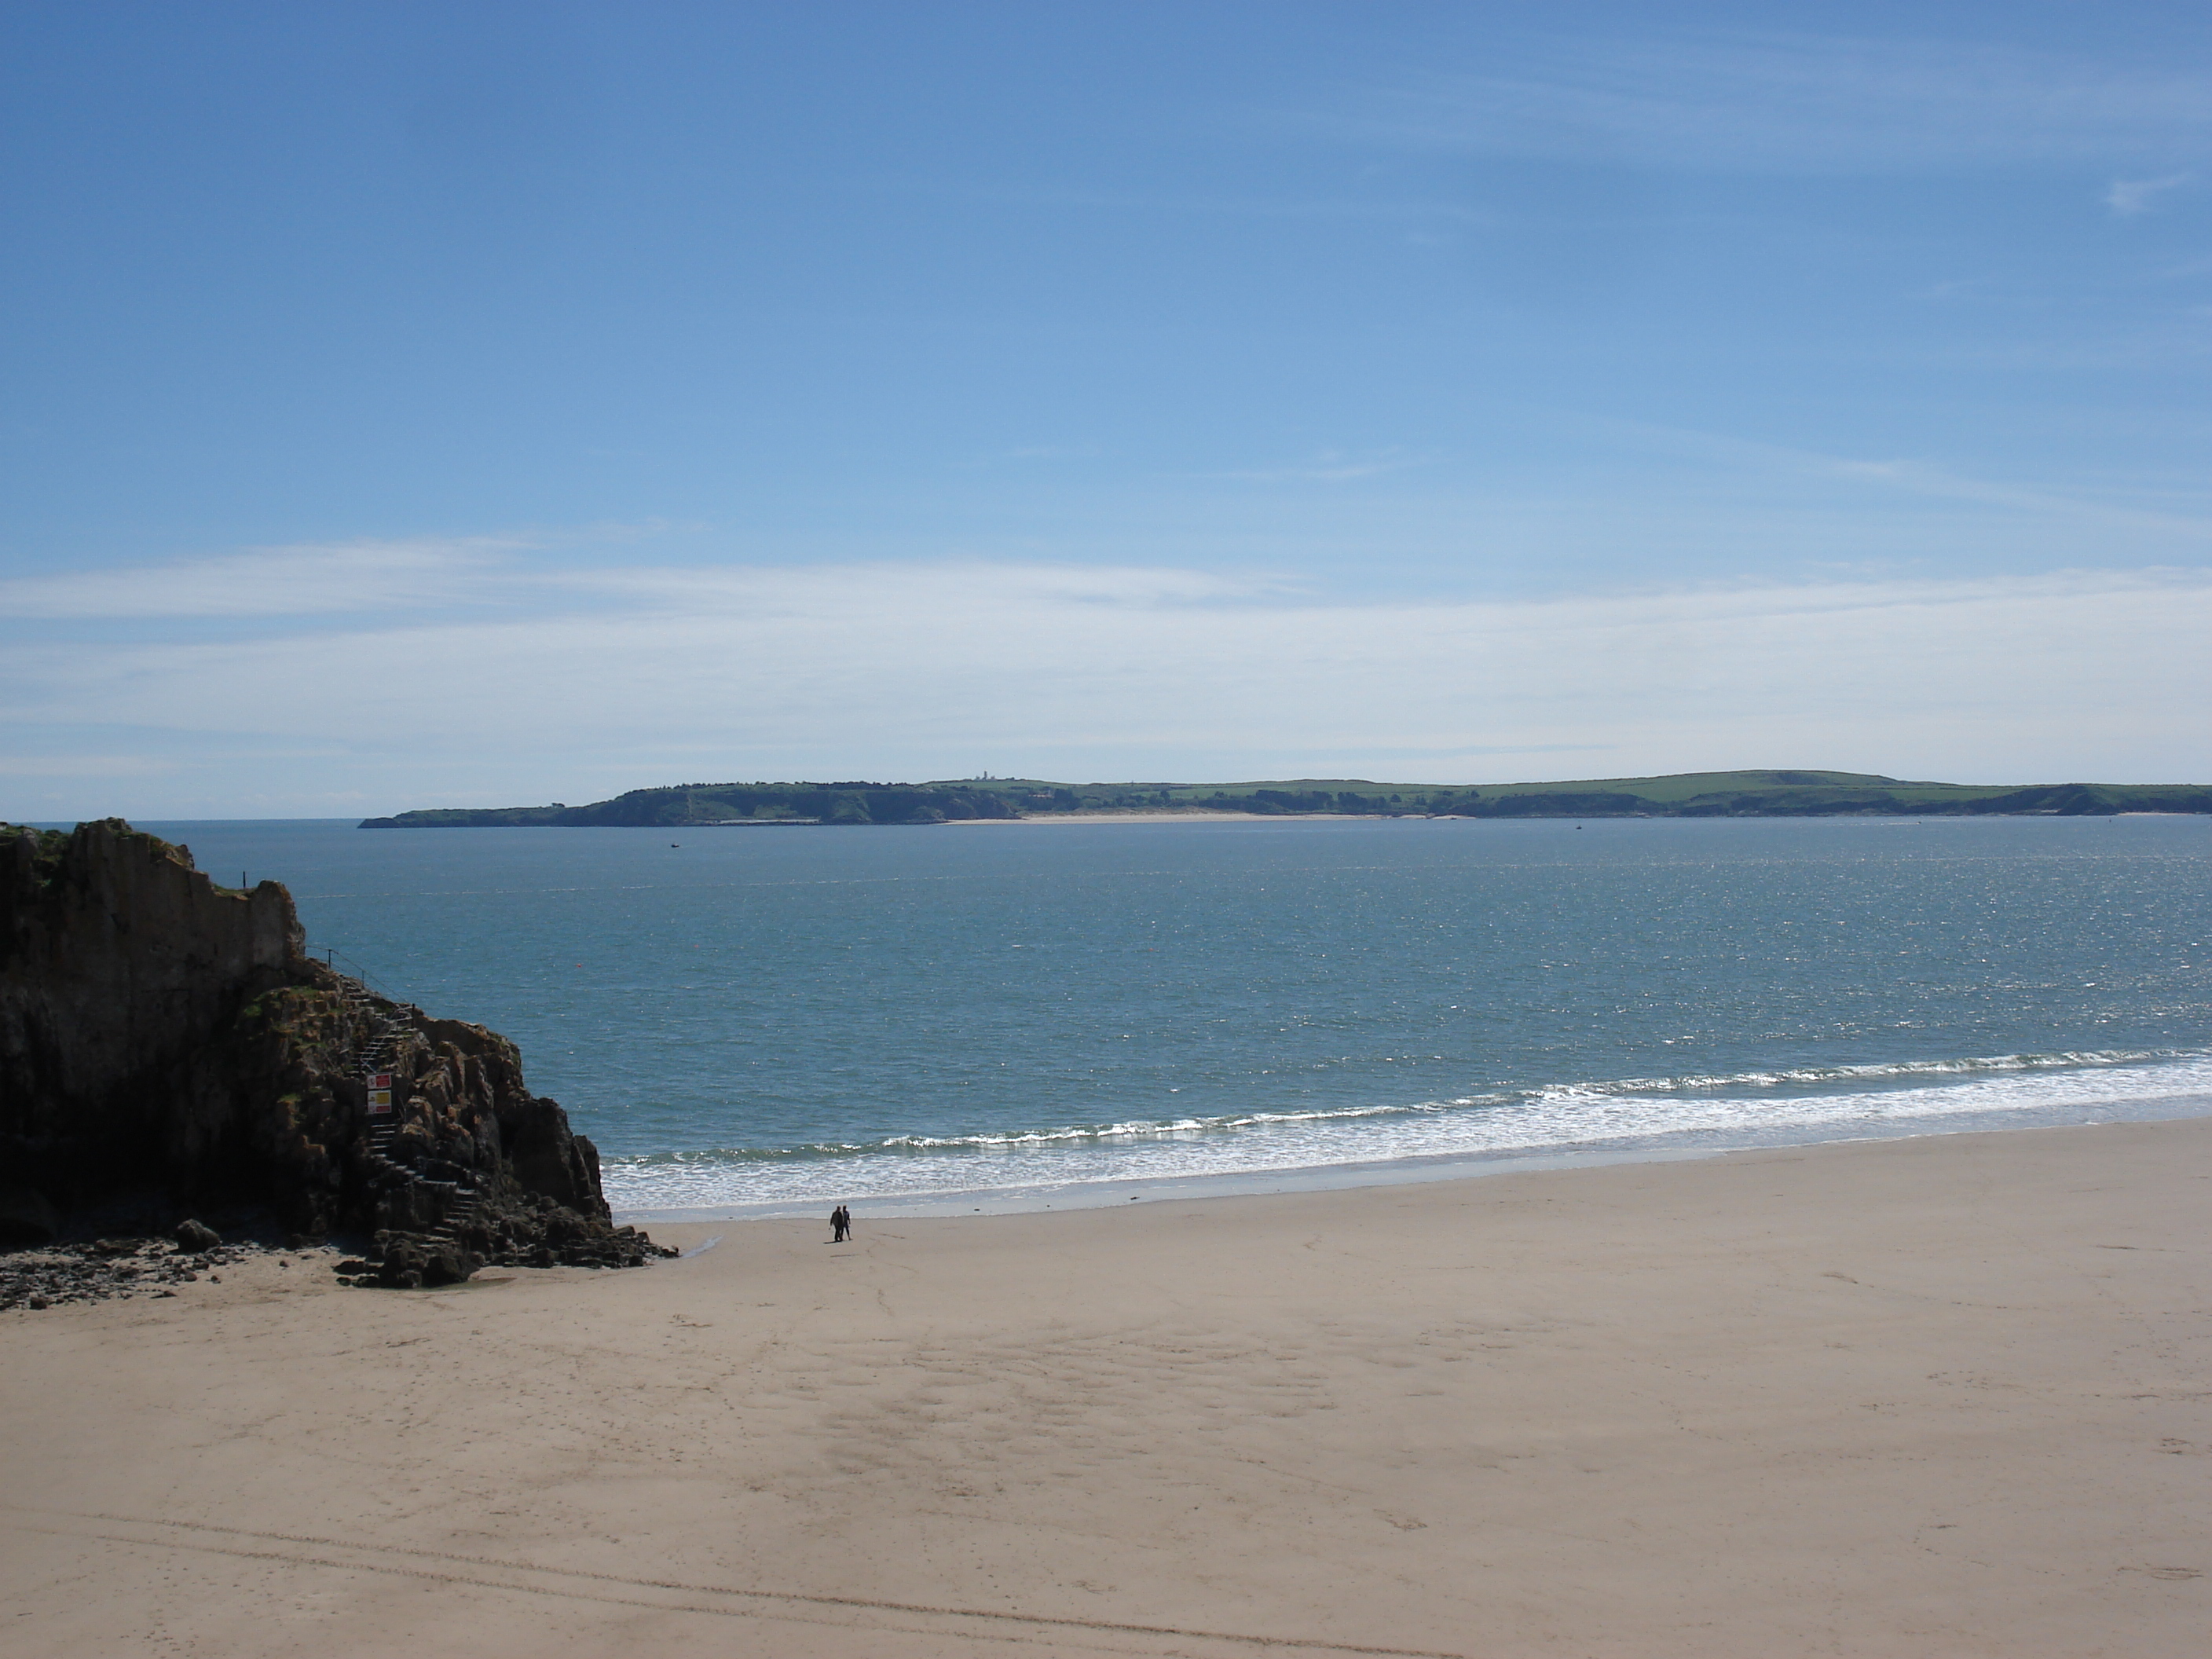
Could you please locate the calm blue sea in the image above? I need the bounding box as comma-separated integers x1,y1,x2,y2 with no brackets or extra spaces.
135,815,2212,1216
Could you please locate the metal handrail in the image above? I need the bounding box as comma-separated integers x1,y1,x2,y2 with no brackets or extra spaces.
309,943,408,1005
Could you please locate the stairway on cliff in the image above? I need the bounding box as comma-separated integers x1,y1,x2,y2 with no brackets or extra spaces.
338,979,486,1245
424,1180,479,1251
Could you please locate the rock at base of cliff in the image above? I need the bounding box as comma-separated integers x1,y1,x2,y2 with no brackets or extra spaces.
173,1218,221,1251
350,1201,672,1288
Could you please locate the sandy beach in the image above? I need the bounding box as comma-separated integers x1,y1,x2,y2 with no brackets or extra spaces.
4,1118,2207,1657
947,811,1351,825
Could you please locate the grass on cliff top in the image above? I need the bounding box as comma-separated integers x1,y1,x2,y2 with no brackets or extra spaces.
3,822,73,881
933,771,1959,804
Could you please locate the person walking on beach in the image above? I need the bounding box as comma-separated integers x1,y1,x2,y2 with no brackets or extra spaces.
830,1204,850,1243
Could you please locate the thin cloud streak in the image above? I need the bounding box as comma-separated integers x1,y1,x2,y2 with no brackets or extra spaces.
1331,31,2212,173
0,537,521,620
1584,416,2212,541
1209,451,1435,485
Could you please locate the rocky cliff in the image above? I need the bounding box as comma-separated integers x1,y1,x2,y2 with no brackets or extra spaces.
2,819,659,1284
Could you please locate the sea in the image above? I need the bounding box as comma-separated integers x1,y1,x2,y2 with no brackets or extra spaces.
133,814,2212,1219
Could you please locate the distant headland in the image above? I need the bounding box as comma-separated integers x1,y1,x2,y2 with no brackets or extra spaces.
358,770,2212,827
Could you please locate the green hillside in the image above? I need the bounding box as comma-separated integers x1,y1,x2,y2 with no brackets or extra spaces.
361,770,2212,827
928,771,2212,819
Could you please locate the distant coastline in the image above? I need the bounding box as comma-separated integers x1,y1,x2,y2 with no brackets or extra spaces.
358,769,2212,828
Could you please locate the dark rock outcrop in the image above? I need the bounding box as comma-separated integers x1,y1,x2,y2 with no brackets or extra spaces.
2,819,662,1286
1,1234,276,1311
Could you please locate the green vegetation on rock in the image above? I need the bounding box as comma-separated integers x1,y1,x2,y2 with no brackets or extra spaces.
361,781,1019,829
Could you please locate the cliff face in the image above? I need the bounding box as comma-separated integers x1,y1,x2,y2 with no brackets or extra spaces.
1,821,656,1281
2,821,304,1206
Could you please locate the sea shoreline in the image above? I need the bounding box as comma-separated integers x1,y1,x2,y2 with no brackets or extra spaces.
609,1087,2212,1222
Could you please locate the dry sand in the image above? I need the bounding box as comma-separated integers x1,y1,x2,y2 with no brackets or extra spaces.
4,1119,2207,1658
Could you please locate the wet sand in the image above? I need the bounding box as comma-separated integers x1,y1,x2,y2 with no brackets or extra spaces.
3,1117,2207,1657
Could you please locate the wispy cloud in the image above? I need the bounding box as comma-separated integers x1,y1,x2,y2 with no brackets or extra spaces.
1326,31,2212,174
5,555,2207,816
2106,173,2192,215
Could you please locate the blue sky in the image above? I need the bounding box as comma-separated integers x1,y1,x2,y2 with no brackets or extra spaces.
3,1,2208,816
